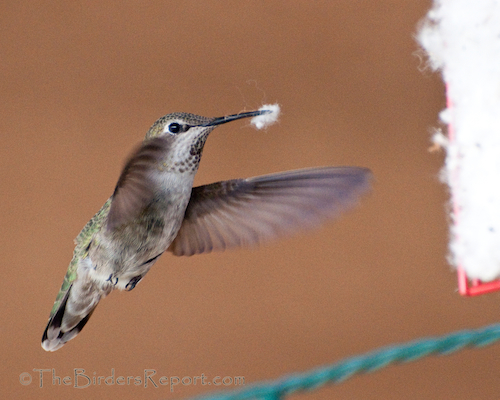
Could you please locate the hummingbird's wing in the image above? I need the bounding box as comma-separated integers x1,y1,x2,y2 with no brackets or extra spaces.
168,167,372,256
107,137,170,230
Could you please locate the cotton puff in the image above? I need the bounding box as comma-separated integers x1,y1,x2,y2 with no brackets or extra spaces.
418,0,500,281
251,104,280,129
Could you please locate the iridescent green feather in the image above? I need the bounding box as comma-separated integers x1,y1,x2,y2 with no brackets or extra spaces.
48,199,111,316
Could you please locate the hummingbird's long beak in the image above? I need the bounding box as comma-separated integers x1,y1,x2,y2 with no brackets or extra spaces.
202,110,271,127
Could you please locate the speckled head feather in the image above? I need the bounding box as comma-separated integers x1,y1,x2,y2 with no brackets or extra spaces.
145,112,213,139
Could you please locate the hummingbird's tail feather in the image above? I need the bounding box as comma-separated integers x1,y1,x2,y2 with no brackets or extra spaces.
41,289,95,351
42,274,109,351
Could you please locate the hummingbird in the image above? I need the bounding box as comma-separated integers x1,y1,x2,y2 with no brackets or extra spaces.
41,108,372,352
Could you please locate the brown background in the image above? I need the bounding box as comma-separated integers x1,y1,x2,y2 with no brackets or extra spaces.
2,1,500,399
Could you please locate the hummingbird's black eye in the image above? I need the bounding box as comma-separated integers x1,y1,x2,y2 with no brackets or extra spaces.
168,122,182,134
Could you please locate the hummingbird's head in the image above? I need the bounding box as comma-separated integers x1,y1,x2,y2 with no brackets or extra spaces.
144,110,271,173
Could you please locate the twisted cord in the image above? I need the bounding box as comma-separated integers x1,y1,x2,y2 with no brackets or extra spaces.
189,323,500,400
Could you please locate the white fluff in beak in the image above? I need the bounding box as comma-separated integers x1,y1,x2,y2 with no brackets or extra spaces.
251,104,281,129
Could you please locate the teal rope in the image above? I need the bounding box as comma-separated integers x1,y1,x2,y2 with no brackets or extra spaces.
189,323,500,400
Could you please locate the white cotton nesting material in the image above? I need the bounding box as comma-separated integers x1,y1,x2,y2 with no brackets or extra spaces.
251,104,280,129
419,0,500,281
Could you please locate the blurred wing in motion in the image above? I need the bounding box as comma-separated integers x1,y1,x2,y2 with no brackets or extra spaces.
107,137,170,231
168,167,372,256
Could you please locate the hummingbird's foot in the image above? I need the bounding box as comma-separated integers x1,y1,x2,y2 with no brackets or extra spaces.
105,274,119,286
125,275,143,291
